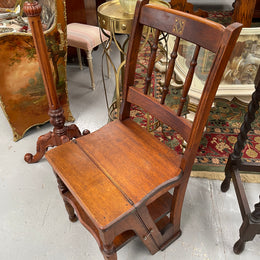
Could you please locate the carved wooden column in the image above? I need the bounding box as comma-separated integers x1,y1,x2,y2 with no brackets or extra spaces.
23,1,89,163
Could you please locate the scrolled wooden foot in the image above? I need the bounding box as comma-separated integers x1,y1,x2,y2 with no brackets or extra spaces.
24,153,34,163
25,124,90,163
24,131,54,163
221,177,231,192
24,131,69,164
221,156,233,192
233,238,245,254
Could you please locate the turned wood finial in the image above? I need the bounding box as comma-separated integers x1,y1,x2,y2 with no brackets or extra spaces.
23,1,42,17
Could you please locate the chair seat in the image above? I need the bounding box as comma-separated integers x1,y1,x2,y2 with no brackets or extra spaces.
67,23,110,51
46,119,182,230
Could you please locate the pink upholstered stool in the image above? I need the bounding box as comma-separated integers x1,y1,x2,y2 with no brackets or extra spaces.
67,23,110,90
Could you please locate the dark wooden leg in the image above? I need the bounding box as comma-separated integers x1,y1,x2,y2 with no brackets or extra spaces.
221,109,253,192
233,238,245,254
222,67,260,254
221,77,260,192
221,156,233,192
251,196,260,222
233,204,260,255
64,200,78,222
55,173,78,222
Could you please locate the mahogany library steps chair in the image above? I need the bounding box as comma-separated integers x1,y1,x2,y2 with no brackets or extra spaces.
46,1,242,259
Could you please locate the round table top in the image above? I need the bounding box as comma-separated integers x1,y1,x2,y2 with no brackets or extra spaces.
98,0,170,34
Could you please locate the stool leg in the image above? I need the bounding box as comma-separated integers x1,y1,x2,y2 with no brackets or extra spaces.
86,50,95,90
99,230,117,260
76,48,83,70
102,243,117,260
55,173,78,222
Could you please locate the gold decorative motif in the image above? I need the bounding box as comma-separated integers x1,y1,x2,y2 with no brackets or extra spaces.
172,18,185,35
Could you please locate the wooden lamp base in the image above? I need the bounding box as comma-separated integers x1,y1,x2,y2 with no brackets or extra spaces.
24,108,90,164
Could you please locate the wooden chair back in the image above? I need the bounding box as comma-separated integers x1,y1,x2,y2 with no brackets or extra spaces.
120,0,242,176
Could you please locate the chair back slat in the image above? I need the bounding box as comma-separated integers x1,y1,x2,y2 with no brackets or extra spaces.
177,44,200,116
140,4,225,53
161,36,180,104
127,87,192,141
144,29,160,94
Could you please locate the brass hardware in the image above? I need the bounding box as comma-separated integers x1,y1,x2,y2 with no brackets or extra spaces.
97,0,169,34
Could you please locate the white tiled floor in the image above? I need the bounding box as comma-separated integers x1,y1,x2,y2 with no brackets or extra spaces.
0,39,259,260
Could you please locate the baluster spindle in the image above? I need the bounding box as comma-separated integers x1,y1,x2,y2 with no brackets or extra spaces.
144,29,160,94
177,45,200,116
161,37,180,104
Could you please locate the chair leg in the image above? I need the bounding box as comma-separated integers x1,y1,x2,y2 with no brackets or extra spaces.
55,173,78,222
63,199,78,222
76,48,83,70
102,243,117,260
86,50,95,90
99,231,118,260
170,181,189,233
